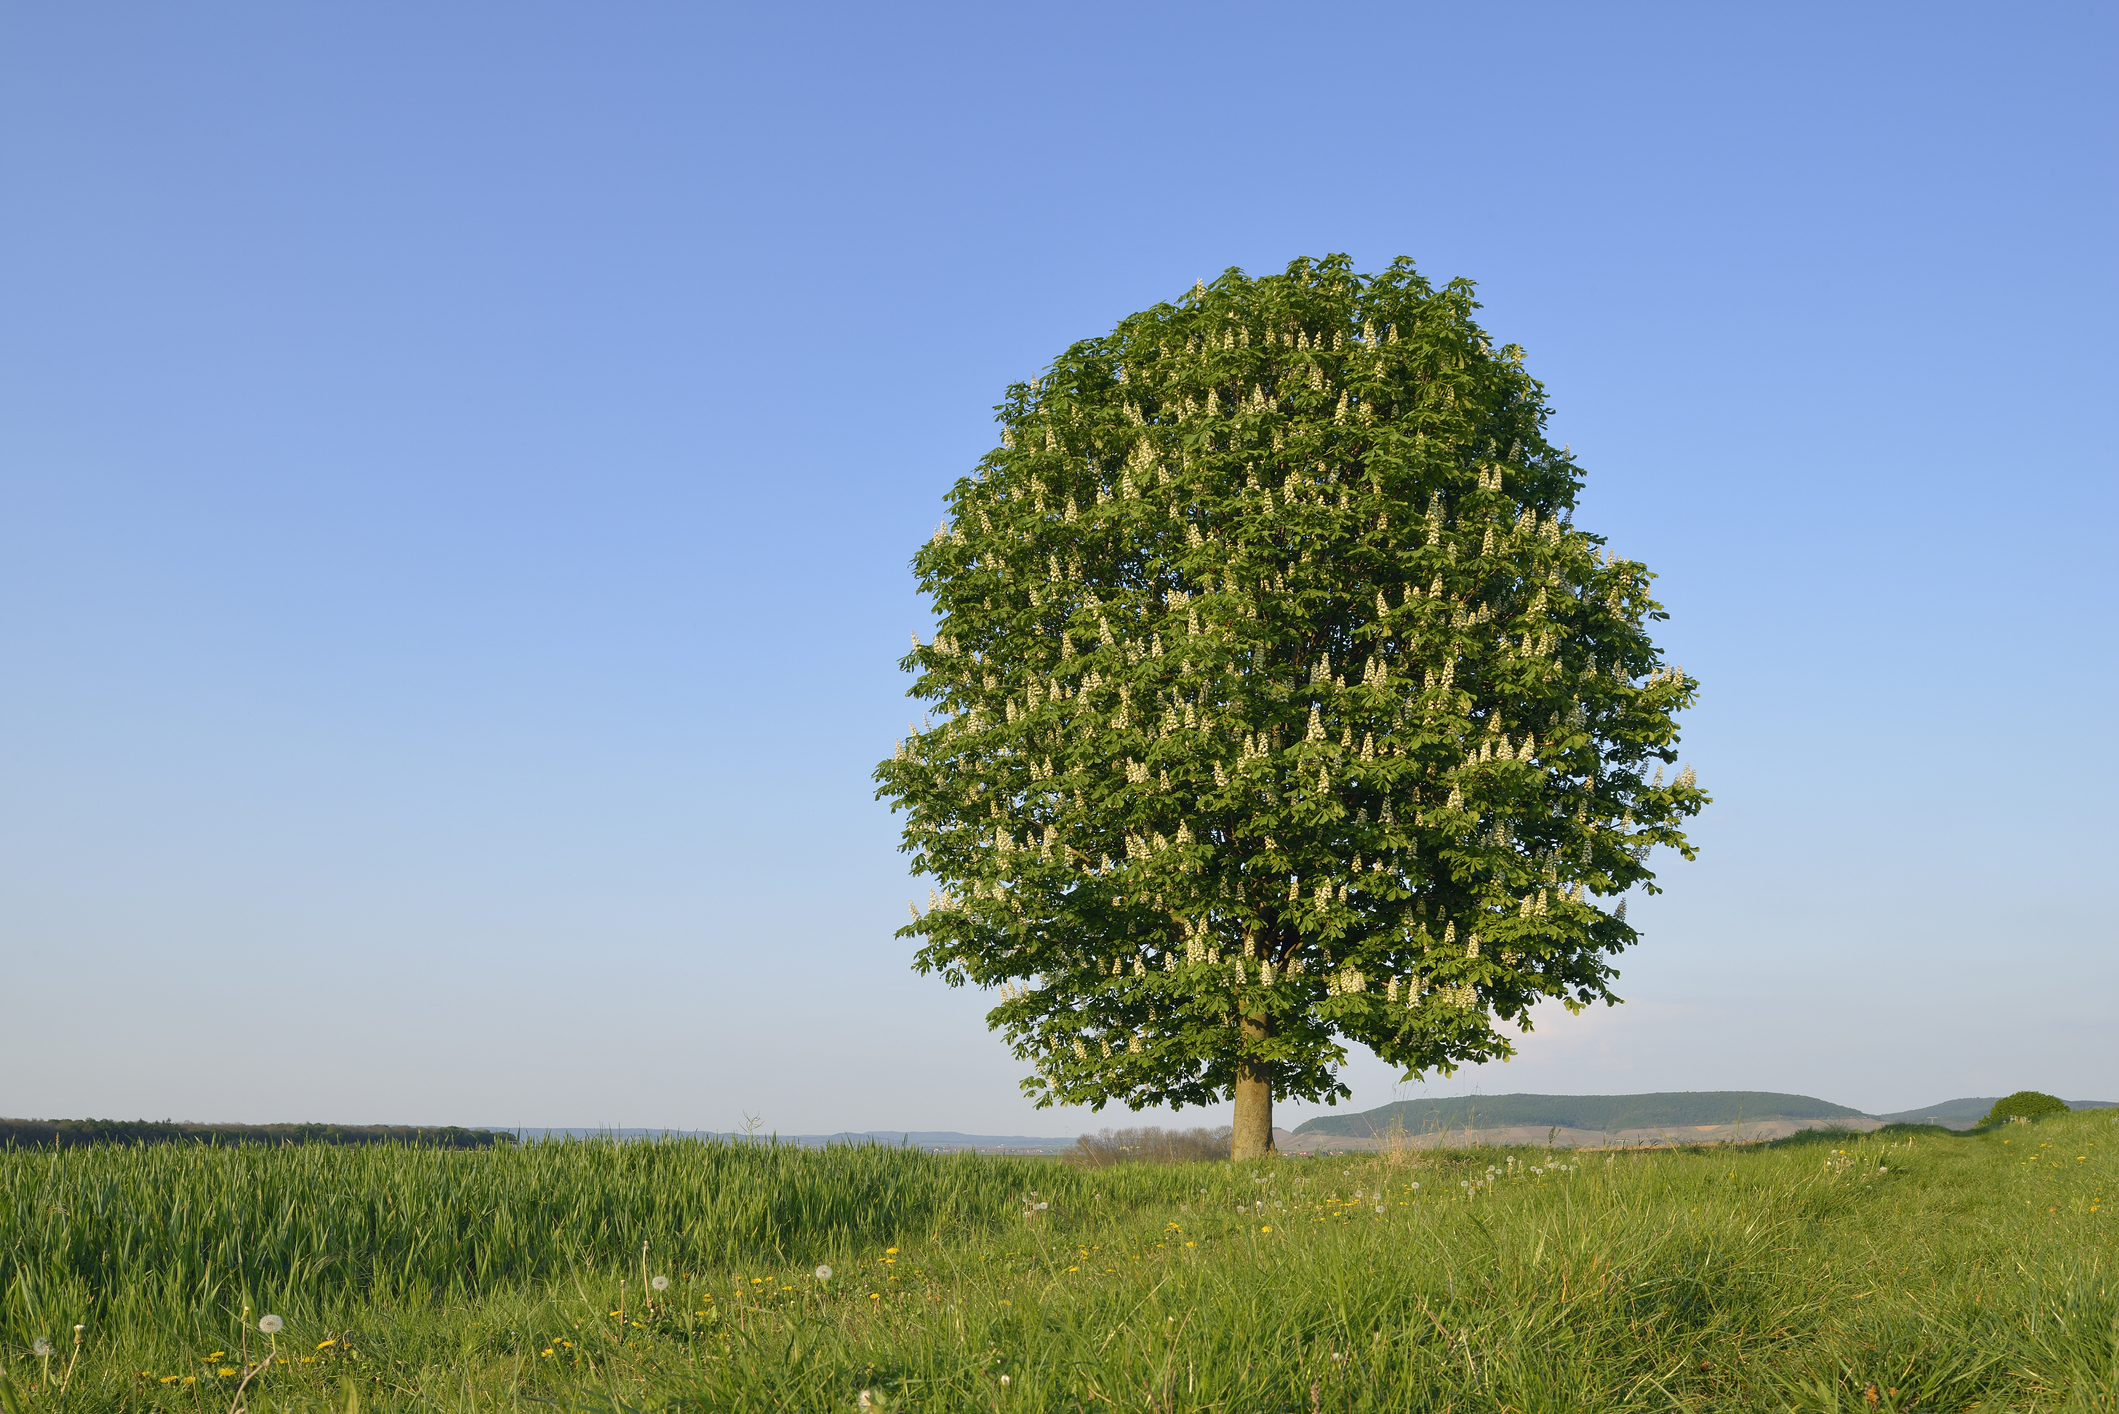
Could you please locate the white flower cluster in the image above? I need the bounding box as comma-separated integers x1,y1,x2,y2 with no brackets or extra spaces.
1325,968,1368,996
1124,832,1167,860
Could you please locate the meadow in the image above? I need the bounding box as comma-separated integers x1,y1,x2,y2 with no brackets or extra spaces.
1,1111,2113,1413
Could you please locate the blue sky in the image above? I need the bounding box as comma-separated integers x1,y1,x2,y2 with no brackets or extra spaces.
3,4,2113,1134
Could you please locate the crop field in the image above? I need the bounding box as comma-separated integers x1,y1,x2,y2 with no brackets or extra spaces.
1,1110,2114,1412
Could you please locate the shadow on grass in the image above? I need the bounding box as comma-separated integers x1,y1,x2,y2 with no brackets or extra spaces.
1765,1123,1960,1151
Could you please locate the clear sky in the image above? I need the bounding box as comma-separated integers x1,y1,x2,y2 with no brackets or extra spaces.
3,4,2113,1136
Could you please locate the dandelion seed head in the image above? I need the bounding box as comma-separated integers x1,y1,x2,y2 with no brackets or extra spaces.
651,1275,671,1292
33,1338,52,1357
258,1315,283,1335
814,1266,833,1281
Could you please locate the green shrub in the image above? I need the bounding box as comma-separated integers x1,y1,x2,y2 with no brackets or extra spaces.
1069,1125,1233,1166
1980,1090,2068,1126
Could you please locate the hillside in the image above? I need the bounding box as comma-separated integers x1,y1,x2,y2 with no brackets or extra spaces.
10,1107,2118,1410
1873,1097,2000,1127
1292,1091,1864,1138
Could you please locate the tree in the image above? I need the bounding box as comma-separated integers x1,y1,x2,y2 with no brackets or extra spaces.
1980,1091,2067,1126
875,255,1706,1160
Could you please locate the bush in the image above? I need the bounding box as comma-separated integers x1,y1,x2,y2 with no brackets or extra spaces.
1980,1091,2068,1126
1070,1126,1233,1166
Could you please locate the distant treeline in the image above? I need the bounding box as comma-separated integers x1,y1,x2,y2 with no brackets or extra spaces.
0,1119,515,1150
1070,1126,1233,1166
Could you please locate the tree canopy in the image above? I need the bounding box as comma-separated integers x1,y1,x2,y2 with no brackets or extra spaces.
876,255,1704,1145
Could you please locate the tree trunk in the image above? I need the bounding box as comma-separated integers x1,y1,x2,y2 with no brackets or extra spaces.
1230,1011,1275,1160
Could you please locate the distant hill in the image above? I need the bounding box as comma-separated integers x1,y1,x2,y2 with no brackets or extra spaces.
1873,1098,2119,1130
0,1119,512,1149
1293,1092,1865,1138
1873,1098,1999,1127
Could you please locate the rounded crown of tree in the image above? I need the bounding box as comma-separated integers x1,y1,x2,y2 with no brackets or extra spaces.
1981,1091,2068,1126
876,255,1705,1114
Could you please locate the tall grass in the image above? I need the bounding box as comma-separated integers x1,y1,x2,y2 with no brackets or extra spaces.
0,1137,1078,1333
2,1112,2114,1411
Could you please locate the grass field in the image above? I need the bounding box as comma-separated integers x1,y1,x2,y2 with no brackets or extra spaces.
2,1109,2114,1412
